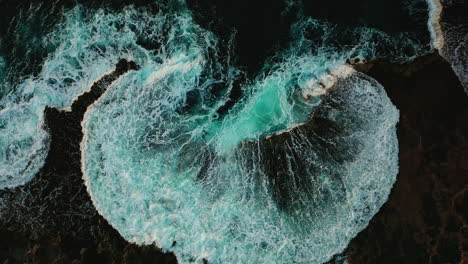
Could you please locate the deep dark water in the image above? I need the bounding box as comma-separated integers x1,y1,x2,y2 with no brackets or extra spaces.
188,0,430,75
0,0,431,81
0,0,466,263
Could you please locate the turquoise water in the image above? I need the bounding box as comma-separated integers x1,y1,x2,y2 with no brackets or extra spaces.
79,4,408,264
0,1,431,263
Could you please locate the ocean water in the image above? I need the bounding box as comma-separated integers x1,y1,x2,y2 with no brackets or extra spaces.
0,0,435,263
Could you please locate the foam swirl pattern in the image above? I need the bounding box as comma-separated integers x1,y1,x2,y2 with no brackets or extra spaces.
83,65,399,264
79,4,409,263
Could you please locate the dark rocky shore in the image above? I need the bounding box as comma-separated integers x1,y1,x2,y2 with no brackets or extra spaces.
0,53,465,264
0,59,177,264
349,54,467,264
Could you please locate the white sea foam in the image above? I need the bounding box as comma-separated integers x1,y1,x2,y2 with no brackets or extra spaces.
78,6,410,264
301,65,355,98
0,6,159,188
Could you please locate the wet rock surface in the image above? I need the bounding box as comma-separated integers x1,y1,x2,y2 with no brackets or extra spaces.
1,54,466,264
349,54,468,264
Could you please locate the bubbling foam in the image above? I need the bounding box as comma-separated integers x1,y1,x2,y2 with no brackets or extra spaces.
0,6,176,188
1,2,433,263
82,62,399,263
79,4,421,263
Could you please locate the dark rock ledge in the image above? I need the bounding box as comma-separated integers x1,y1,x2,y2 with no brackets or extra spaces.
348,54,467,264
0,54,466,264
0,59,177,264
